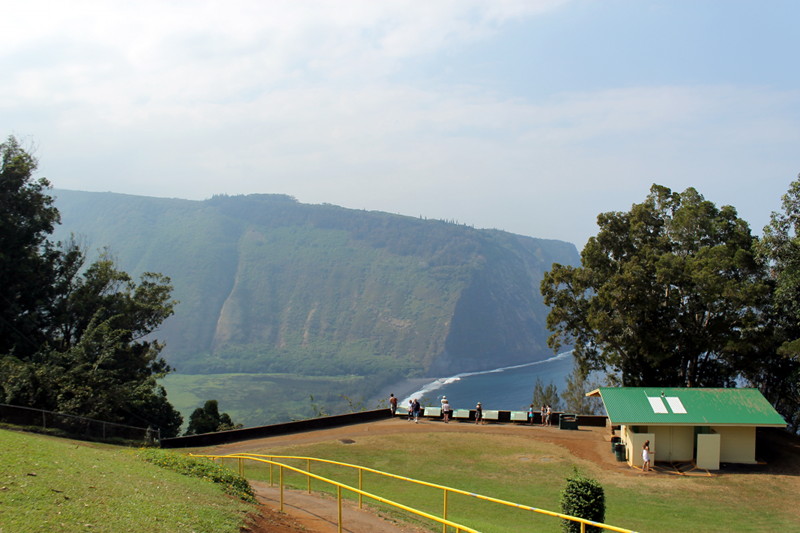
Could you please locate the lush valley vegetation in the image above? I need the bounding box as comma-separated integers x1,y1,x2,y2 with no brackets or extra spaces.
50,189,579,425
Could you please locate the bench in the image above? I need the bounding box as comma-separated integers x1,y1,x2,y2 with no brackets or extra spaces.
510,411,528,422
482,410,499,422
559,413,579,430
397,407,415,419
453,409,471,420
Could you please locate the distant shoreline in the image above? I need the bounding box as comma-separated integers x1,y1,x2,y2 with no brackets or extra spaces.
370,351,574,409
371,377,433,408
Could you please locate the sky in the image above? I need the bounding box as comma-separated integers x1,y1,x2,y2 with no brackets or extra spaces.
3,0,799,248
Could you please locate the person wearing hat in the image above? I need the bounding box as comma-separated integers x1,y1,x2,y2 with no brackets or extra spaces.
441,396,451,423
475,401,483,424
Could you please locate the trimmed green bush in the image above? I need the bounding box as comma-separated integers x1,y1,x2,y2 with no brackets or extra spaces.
560,469,605,533
137,448,255,502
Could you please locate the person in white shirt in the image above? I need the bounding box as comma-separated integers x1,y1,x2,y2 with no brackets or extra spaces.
441,396,451,423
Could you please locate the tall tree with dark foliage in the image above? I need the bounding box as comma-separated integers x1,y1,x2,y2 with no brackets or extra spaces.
754,176,800,431
0,136,183,437
541,184,769,388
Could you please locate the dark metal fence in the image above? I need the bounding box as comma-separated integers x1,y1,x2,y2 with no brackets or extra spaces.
0,403,157,443
161,409,390,448
161,409,610,449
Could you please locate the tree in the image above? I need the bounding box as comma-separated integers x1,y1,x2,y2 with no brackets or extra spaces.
561,365,604,415
0,136,62,358
759,175,800,356
753,175,800,431
541,184,769,387
0,137,183,437
185,400,239,435
38,256,183,435
532,377,561,410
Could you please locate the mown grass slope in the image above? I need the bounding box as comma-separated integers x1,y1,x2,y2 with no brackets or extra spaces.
0,429,255,533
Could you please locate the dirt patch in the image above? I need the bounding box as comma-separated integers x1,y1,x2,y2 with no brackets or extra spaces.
241,504,310,533
244,481,428,533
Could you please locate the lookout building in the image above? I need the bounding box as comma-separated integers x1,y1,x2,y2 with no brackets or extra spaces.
587,387,786,470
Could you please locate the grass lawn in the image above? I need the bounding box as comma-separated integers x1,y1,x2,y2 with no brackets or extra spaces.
3,421,798,532
211,425,800,533
0,429,255,533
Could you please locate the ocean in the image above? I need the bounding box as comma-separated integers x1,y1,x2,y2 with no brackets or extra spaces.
399,351,574,411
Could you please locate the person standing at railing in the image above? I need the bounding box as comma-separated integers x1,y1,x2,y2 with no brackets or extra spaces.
475,402,483,424
389,393,398,416
441,396,451,423
412,398,421,423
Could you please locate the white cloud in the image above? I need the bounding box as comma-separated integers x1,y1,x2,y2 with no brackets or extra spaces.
2,1,799,246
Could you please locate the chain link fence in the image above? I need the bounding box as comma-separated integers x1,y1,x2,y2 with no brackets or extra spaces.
0,403,157,444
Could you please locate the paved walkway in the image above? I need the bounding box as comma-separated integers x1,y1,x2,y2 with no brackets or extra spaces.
251,481,428,533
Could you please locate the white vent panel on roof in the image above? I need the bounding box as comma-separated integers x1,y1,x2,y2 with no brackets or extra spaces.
666,397,686,414
647,396,668,413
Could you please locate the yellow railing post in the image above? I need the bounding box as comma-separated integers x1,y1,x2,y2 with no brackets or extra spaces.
307,458,311,494
581,522,586,533
279,466,284,512
358,468,363,509
269,460,273,487
337,486,343,533
443,488,449,533
238,457,243,477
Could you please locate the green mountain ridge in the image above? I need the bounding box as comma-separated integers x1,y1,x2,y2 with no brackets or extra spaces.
50,189,579,423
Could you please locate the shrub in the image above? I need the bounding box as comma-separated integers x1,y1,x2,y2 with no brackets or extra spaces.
137,448,255,502
560,468,605,533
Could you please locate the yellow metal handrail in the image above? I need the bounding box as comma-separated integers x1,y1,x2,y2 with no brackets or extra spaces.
194,453,478,533
193,452,638,533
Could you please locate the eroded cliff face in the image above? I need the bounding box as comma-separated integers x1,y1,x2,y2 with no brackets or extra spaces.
52,190,579,377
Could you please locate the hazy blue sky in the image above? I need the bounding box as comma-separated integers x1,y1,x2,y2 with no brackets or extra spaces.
3,0,798,247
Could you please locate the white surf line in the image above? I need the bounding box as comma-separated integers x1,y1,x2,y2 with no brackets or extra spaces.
401,350,574,405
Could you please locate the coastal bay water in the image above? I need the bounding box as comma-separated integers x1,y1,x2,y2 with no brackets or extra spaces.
398,351,574,411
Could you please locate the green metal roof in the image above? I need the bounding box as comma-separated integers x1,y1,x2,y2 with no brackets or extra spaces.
597,387,786,427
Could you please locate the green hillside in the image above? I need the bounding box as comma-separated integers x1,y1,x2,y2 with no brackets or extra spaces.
0,429,254,532
51,190,579,425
